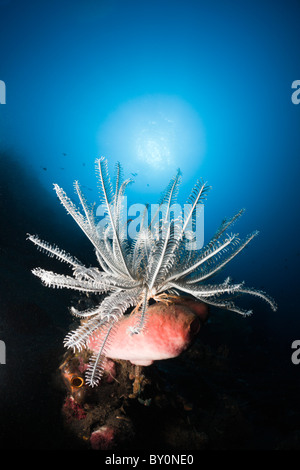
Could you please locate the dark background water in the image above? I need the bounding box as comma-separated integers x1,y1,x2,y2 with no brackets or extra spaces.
0,0,300,450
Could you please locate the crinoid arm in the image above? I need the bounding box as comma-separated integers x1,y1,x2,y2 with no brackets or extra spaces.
31,268,115,293
237,286,277,312
128,286,149,335
163,232,238,286
53,183,122,278
95,157,134,280
65,287,142,385
166,279,245,299
130,226,154,276
147,221,171,290
149,168,182,229
194,297,254,317
27,234,84,269
151,178,211,283
73,180,95,230
63,316,106,352
85,319,118,387
185,231,259,284
70,305,102,318
209,208,246,246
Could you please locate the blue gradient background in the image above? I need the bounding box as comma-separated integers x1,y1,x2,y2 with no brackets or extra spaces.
1,0,300,343
2,1,300,313
0,0,300,449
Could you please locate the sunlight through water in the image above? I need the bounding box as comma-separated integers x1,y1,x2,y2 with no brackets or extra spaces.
98,95,206,195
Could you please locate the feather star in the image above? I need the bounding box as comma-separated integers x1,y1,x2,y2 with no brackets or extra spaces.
27,157,277,387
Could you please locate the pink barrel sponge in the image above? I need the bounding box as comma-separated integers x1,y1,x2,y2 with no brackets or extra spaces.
87,301,209,366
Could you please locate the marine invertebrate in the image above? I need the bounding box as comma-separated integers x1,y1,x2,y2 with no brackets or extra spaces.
28,157,276,387
87,301,204,366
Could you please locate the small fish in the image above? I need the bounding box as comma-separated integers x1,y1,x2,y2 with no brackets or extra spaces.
41,167,47,171
131,172,138,177
62,153,67,156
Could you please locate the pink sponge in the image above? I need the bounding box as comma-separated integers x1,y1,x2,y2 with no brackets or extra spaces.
88,301,208,366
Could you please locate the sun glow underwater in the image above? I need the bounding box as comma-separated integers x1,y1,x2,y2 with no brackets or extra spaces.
97,96,206,194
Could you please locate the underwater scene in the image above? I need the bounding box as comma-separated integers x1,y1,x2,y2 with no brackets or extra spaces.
0,0,300,455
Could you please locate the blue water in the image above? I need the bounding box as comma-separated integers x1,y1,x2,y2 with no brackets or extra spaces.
0,0,300,450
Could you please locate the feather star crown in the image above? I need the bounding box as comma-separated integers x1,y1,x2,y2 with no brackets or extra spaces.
27,157,277,386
